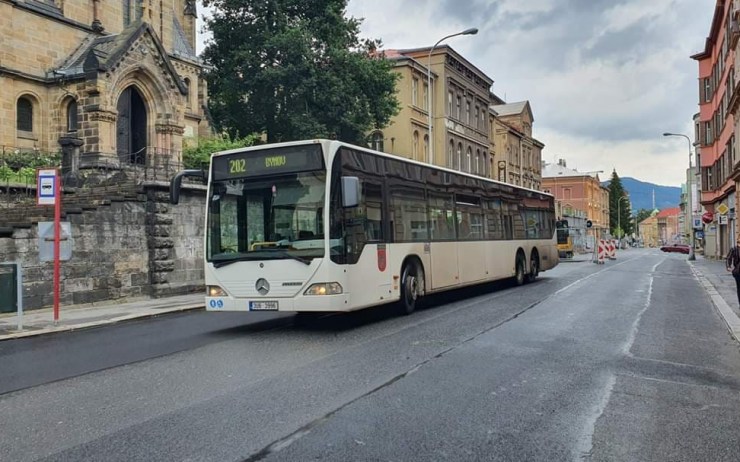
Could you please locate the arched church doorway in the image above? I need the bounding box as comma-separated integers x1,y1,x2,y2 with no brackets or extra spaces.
116,86,148,164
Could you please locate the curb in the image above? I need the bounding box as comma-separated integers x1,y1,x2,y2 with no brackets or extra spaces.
690,263,740,343
0,304,204,342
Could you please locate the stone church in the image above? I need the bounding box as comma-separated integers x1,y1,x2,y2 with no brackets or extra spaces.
0,0,210,174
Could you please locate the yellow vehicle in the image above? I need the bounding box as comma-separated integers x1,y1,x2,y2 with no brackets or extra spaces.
556,219,574,259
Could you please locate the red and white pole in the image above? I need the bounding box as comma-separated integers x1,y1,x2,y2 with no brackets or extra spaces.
53,169,61,323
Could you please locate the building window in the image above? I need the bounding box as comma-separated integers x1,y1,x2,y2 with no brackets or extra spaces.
412,78,418,107
370,131,384,152
412,130,419,159
456,143,462,170
448,91,453,116
474,105,480,129
183,78,191,108
466,147,472,173
423,83,429,110
17,96,33,132
465,100,471,125
423,134,429,162
475,149,481,175
67,100,78,132
705,121,713,145
704,78,711,102
456,95,461,120
448,140,454,168
124,0,131,26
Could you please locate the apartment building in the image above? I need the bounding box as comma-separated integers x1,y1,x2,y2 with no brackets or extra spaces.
491,98,544,190
541,159,610,229
692,0,737,258
377,46,545,190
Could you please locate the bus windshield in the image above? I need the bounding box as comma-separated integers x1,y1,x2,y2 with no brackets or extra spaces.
207,171,326,266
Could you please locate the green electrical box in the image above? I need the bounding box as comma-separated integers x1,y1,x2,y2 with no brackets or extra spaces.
0,263,18,313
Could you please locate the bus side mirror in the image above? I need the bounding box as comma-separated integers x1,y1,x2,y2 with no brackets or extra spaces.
341,176,361,208
170,169,206,204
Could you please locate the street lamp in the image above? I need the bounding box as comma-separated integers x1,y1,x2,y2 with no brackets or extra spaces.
617,195,630,238
427,27,478,165
663,132,696,261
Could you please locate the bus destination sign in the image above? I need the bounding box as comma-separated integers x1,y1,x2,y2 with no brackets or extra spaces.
212,145,324,180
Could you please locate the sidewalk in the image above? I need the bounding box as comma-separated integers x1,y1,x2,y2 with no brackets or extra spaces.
690,256,740,343
0,293,204,341
559,251,595,263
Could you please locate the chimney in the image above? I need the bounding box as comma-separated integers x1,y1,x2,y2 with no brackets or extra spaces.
557,159,566,167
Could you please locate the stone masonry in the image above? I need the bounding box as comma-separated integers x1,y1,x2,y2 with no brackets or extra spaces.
0,184,206,310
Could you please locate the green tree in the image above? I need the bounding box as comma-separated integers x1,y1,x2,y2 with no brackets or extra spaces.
202,0,400,144
182,134,262,169
608,170,633,238
634,208,653,226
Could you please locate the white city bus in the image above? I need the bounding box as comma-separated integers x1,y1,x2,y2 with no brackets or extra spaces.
170,139,558,315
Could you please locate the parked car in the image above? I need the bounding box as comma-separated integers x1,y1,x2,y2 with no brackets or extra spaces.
660,243,690,254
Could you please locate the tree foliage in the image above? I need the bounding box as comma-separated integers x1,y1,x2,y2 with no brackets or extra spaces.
608,170,633,237
182,134,262,169
634,208,654,225
201,0,400,145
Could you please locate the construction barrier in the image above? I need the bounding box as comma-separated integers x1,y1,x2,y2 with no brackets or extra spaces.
594,239,606,264
608,240,617,260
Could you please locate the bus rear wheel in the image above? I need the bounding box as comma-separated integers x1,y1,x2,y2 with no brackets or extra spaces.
399,264,420,315
527,252,539,283
515,254,526,286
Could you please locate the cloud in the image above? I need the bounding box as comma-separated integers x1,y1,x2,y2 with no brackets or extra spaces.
197,0,715,186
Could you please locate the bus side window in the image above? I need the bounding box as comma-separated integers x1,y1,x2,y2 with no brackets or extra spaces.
364,183,384,241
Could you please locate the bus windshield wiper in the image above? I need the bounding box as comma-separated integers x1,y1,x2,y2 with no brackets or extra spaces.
211,251,312,267
272,250,312,265
211,255,254,268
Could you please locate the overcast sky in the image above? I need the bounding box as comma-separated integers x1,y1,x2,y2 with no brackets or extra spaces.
197,0,715,187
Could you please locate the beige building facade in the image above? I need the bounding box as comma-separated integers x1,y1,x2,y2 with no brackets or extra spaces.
491,99,544,190
0,0,209,173
370,52,431,162
380,46,494,177
639,215,659,247
377,46,545,192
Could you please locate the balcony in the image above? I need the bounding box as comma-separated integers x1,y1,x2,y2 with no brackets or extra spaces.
732,18,740,49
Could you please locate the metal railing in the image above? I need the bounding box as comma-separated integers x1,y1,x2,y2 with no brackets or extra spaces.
0,146,202,209
0,146,62,207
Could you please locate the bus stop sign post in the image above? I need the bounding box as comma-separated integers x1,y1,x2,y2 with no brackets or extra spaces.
37,168,61,324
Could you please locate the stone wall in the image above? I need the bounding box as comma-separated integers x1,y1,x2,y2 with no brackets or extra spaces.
0,184,206,310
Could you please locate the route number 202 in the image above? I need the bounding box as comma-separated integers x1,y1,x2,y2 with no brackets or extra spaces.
229,158,246,174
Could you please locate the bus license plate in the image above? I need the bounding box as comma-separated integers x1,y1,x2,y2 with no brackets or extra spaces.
249,301,278,311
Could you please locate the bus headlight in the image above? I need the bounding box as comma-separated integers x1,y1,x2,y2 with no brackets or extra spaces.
304,282,343,296
208,285,227,297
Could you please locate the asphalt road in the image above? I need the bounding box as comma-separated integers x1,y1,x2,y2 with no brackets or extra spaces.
2,249,740,462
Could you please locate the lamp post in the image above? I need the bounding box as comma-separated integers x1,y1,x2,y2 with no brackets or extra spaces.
427,27,478,165
663,132,696,260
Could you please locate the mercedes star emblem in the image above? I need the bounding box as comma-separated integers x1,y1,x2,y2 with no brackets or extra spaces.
255,278,270,295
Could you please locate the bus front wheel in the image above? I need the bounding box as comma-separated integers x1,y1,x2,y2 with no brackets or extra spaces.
399,264,420,315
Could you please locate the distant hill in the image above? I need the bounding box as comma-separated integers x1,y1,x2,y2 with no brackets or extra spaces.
602,177,681,212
